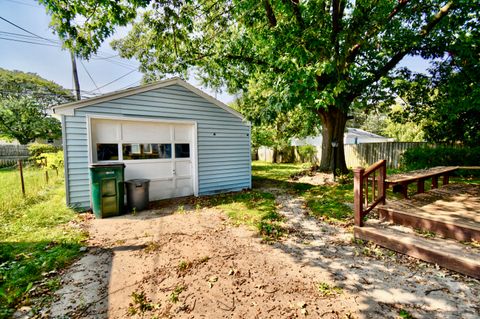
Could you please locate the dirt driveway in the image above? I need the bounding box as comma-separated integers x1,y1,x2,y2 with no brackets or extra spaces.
43,189,479,318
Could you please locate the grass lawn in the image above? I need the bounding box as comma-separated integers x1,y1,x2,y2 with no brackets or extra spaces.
192,190,284,241
251,161,480,224
0,167,86,318
252,161,355,223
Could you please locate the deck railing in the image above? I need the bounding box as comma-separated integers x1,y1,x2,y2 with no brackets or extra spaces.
353,160,386,227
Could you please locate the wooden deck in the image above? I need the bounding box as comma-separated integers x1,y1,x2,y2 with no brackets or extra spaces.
354,182,480,278
379,183,480,242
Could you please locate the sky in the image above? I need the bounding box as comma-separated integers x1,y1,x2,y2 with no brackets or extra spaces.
0,0,431,105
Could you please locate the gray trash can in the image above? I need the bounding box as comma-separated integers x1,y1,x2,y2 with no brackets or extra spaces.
125,179,150,212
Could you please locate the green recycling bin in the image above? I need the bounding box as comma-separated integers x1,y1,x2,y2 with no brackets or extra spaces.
89,163,125,218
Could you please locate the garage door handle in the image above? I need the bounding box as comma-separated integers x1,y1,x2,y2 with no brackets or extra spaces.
172,169,176,175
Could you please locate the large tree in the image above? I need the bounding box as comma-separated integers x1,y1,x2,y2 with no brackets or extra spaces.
40,0,478,172
0,97,62,145
0,69,73,144
389,26,480,147
0,68,74,106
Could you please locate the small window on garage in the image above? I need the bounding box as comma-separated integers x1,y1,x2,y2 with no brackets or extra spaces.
158,144,172,158
123,143,172,160
175,143,190,158
97,144,119,161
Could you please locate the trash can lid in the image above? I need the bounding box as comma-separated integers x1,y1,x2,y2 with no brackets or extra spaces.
89,163,125,168
125,179,150,184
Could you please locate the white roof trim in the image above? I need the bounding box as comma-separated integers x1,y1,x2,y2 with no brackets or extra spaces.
53,77,245,120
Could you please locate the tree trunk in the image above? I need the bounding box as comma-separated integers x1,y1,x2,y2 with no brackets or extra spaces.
318,108,348,173
272,146,278,163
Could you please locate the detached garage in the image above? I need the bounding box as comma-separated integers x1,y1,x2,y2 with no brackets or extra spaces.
53,78,251,210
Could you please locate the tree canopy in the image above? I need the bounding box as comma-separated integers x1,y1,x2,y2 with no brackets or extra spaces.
0,69,71,144
41,0,479,171
390,26,480,146
0,68,74,107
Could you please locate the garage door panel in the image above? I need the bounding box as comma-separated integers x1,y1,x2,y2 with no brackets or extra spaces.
125,161,173,180
149,181,175,201
176,177,192,188
175,161,191,176
174,125,193,141
92,120,118,142
121,121,171,142
175,177,193,196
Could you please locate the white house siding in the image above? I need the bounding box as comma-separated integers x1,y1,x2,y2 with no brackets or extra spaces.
63,84,251,209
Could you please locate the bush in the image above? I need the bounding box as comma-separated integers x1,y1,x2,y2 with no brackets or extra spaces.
28,143,61,160
402,146,480,171
41,151,64,170
296,145,317,164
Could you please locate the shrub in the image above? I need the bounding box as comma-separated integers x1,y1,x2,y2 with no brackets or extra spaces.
402,146,480,172
296,145,317,163
28,143,61,160
41,151,64,170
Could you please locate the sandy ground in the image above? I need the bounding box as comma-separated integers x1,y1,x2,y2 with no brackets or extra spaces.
34,184,479,318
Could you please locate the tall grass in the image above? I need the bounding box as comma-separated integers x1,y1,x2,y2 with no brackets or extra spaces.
0,167,86,318
0,165,62,216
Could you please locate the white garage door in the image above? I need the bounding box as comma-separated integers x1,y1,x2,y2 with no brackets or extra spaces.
90,118,196,200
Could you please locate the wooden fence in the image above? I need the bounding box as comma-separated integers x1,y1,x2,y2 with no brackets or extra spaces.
344,142,430,169
0,145,29,167
257,142,431,169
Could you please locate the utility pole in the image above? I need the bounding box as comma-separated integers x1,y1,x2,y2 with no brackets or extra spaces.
70,51,81,101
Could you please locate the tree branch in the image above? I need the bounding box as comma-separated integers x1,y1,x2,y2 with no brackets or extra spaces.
263,0,277,27
331,0,341,56
345,0,410,66
282,0,304,29
356,1,454,96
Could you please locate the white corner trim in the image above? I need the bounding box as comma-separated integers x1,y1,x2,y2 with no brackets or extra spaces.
193,121,199,197
86,115,93,165
53,78,245,121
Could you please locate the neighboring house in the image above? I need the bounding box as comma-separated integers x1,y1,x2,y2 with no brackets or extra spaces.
291,128,394,147
0,138,62,146
53,78,251,210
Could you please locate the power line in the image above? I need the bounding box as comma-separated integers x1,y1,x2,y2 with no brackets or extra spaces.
118,79,143,90
0,36,60,47
3,0,38,8
0,16,56,44
0,30,59,41
0,16,141,92
79,60,102,94
91,54,120,60
0,33,138,70
95,70,137,91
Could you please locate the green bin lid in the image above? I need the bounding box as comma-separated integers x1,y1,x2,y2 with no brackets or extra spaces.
89,163,125,168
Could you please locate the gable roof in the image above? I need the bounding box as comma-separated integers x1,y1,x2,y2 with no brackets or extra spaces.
52,77,244,120
346,128,390,140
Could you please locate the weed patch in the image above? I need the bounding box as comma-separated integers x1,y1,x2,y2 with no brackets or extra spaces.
169,285,185,303
200,191,285,241
127,290,158,315
303,184,354,223
317,282,343,297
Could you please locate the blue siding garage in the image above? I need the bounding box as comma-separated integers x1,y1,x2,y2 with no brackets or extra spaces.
54,78,251,210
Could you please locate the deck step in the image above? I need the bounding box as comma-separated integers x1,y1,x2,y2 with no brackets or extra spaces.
354,223,480,279
377,206,480,242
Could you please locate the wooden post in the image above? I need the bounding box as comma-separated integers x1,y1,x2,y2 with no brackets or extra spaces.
400,182,409,199
353,167,365,227
417,178,425,194
432,176,438,189
443,173,450,186
44,158,49,183
379,159,386,204
18,160,25,196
